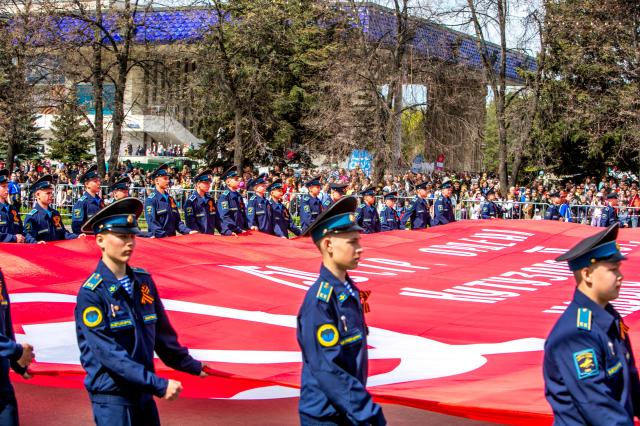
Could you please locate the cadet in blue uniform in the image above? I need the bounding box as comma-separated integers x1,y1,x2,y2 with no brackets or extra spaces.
544,224,640,424
76,198,210,426
217,166,248,236
184,169,219,235
355,188,381,234
544,192,563,221
144,164,195,238
23,175,82,244
600,193,620,228
246,174,272,234
432,180,456,226
0,170,25,243
72,164,105,234
7,172,21,213
0,269,35,426
299,176,324,231
268,179,301,238
109,175,133,202
109,176,154,239
322,183,348,209
379,192,400,232
298,197,386,426
400,182,431,230
480,189,502,220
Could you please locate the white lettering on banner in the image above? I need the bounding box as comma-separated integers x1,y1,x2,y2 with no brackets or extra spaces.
401,260,571,304
419,229,534,257
10,292,545,400
223,258,429,291
543,282,640,317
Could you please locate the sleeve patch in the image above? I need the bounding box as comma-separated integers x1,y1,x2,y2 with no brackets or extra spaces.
73,208,83,219
573,348,599,379
82,273,103,290
82,306,103,328
316,281,333,303
317,324,339,347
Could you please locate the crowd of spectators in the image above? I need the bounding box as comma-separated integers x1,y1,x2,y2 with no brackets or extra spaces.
3,158,640,227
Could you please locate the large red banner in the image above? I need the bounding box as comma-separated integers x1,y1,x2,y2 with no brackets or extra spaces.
2,221,640,424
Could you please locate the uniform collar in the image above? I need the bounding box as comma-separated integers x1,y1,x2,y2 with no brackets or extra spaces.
35,203,53,217
318,264,357,295
573,289,617,331
96,260,135,296
85,191,102,204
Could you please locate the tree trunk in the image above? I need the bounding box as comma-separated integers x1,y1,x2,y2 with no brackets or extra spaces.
233,105,243,169
93,0,106,177
497,0,508,187
496,97,508,186
391,72,403,175
107,0,133,178
108,55,127,177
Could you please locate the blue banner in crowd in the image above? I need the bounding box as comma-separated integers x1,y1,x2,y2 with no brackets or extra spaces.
348,149,372,176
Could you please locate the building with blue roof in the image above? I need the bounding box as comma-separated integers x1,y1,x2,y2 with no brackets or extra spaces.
28,2,534,169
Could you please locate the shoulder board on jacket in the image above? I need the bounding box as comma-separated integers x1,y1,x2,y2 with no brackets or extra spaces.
27,209,38,216
302,195,309,202
79,195,87,202
576,308,592,331
222,190,229,196
148,192,156,199
82,273,103,291
132,267,150,275
437,196,443,201
250,195,256,201
359,203,366,208
188,194,196,202
316,281,333,303
413,196,419,201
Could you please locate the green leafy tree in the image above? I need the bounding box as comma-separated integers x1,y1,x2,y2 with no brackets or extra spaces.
49,92,93,164
192,0,342,168
537,0,640,174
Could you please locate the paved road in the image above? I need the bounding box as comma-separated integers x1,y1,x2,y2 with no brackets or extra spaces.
14,382,498,425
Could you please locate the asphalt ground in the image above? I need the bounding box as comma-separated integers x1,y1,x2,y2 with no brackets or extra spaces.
14,382,498,426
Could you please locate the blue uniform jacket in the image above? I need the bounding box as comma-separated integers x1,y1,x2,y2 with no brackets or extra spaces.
184,192,219,235
481,201,501,219
299,195,323,231
379,206,400,231
544,290,640,425
144,190,191,238
72,192,105,234
217,190,248,236
247,194,272,234
269,199,301,238
355,203,381,234
0,203,23,243
23,204,77,243
0,270,27,397
75,261,202,404
432,196,455,226
545,204,562,221
8,182,20,211
600,206,619,228
400,196,431,229
297,265,386,425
